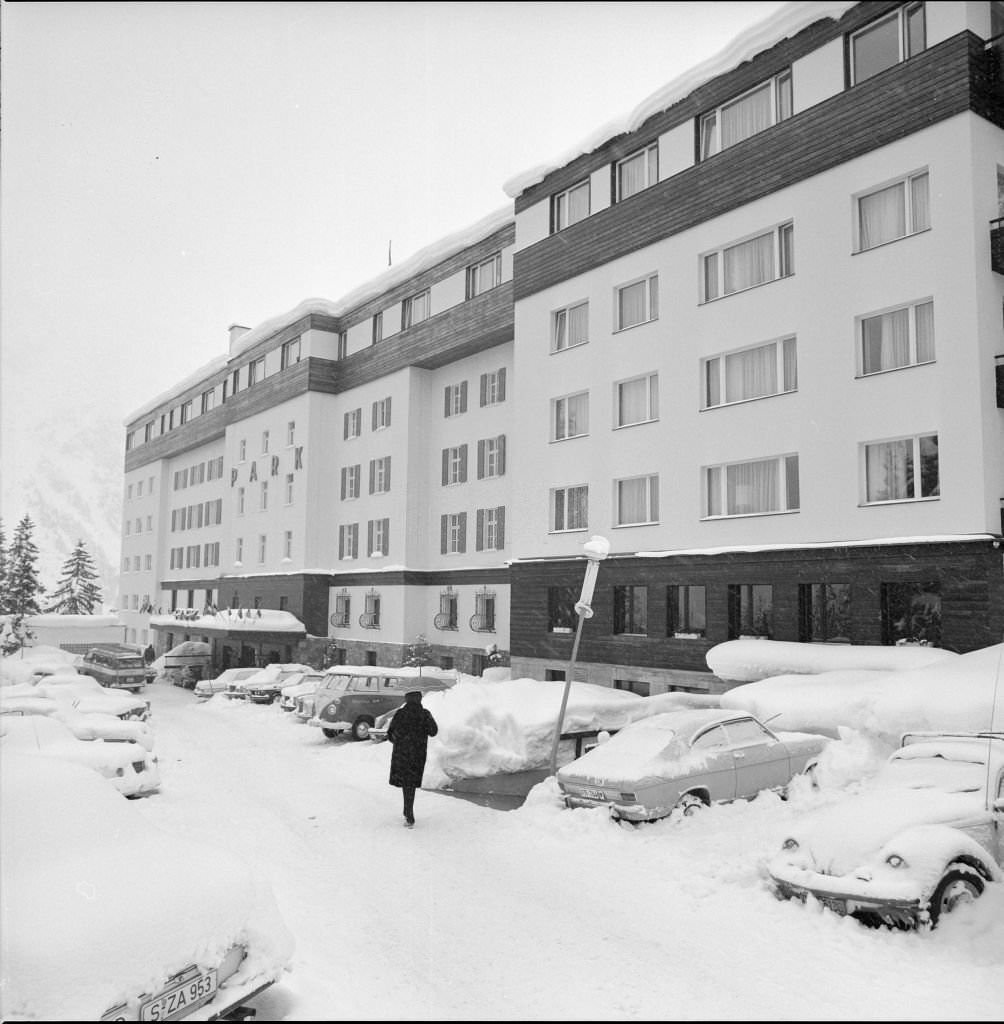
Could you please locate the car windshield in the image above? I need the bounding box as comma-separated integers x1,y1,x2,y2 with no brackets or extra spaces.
116,657,145,669
878,752,987,794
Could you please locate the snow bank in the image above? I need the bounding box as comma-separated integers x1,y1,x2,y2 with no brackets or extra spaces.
0,645,80,687
707,638,957,683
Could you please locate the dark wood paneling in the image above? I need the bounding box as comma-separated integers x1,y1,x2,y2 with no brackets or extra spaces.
513,34,977,300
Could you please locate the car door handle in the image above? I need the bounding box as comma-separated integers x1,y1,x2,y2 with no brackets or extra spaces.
734,751,745,759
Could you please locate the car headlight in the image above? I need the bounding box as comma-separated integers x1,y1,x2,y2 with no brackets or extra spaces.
885,853,907,869
781,838,799,852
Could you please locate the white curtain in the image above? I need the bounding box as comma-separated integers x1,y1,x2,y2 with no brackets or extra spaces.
910,173,930,232
618,152,646,199
859,181,906,249
782,337,798,391
725,344,776,402
618,477,648,524
721,82,771,149
703,254,719,300
727,459,778,514
704,358,721,408
915,300,935,362
568,302,588,346
553,309,567,350
706,466,722,515
568,182,590,224
862,307,909,373
866,439,911,501
724,232,774,293
618,281,646,327
618,377,648,425
700,112,718,159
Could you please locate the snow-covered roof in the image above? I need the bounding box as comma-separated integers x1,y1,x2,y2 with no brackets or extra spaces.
150,608,306,634
125,205,513,426
502,1,859,198
17,614,124,629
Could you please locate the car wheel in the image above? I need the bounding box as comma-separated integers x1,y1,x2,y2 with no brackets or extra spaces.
351,717,375,741
674,793,706,818
926,866,985,927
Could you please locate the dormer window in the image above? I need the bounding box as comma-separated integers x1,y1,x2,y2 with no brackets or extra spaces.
699,71,792,160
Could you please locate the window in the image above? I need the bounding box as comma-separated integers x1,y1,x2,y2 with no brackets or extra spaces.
344,408,362,439
180,401,192,425
341,465,361,500
248,356,265,387
552,301,588,352
436,588,458,630
551,485,588,532
702,223,793,301
402,290,430,329
615,143,658,201
239,439,247,462
552,179,590,231
261,430,270,454
668,585,707,638
552,392,589,441
473,590,497,632
372,397,392,430
476,506,505,551
705,455,799,517
174,468,188,490
442,445,468,486
285,421,295,447
615,474,659,526
285,473,294,505
615,373,658,427
257,535,266,564
863,433,939,503
333,593,351,627
235,537,244,564
703,337,797,408
204,542,220,568
337,332,348,360
369,457,392,494
856,171,929,251
132,555,141,572
615,275,658,330
699,71,792,159
444,382,468,417
368,518,390,557
727,584,773,639
799,583,852,643
260,481,268,511
881,580,941,645
615,679,651,697
144,554,152,571
362,591,381,628
339,523,359,560
466,252,502,298
237,487,246,516
281,336,301,369
613,585,648,635
480,368,507,406
284,530,293,560
144,422,154,443
372,312,383,345
850,2,925,86
548,586,577,633
858,300,934,376
440,512,467,554
477,436,506,479
200,388,216,415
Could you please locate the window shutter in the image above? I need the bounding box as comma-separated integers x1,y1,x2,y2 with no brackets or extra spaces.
497,506,505,548
440,514,448,555
476,508,485,551
369,460,375,494
386,397,391,427
477,439,485,480
480,373,487,407
371,402,378,431
498,368,506,402
441,449,449,486
367,520,374,556
381,518,389,555
385,456,391,491
444,386,451,417
460,445,468,482
460,381,468,413
458,512,467,553
498,435,506,476
340,468,346,500
343,412,349,440
338,526,345,560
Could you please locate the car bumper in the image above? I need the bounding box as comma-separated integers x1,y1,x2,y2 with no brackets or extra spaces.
306,717,348,733
770,874,923,926
245,694,277,704
561,794,666,822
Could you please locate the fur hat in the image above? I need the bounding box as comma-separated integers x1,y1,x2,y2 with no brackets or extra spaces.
404,690,422,702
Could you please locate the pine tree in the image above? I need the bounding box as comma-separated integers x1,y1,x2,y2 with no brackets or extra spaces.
6,515,45,617
0,518,8,615
46,539,103,614
404,634,433,678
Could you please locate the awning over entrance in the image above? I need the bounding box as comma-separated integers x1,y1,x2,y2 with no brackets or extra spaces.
150,608,307,639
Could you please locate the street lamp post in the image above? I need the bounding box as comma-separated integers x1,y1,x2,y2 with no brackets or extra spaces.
548,536,610,776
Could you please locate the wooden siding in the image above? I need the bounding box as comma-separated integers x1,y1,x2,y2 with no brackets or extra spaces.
514,33,980,301
509,540,1004,669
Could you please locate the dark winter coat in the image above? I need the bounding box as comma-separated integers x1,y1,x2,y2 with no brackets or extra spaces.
387,695,438,789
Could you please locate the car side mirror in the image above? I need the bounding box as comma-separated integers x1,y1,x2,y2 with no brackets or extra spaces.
993,798,1004,813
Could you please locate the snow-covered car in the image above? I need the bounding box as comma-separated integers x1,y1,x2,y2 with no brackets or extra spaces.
1,752,294,1020
237,664,314,705
556,708,829,823
0,690,155,750
194,667,260,700
279,671,324,713
33,675,151,721
768,731,1004,929
0,714,160,797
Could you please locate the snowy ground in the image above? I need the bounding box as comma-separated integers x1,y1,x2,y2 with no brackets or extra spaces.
130,682,1002,1022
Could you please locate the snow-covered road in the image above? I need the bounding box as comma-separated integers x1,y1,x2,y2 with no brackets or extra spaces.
133,682,1003,1021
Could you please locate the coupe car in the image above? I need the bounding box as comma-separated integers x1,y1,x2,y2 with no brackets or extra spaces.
193,667,260,700
556,707,829,823
768,731,1004,929
0,752,294,1020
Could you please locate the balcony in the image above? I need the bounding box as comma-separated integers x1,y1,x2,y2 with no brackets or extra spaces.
992,219,1004,275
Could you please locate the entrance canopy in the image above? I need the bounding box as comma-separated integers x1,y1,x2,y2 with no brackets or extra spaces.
150,608,307,639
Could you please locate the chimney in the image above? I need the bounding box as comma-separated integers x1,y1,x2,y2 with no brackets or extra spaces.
228,323,251,354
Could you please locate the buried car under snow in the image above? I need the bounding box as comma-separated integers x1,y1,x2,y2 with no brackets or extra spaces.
556,708,828,823
768,731,1004,929
0,752,293,1021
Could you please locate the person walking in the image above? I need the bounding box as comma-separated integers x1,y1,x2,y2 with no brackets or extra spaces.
387,690,438,828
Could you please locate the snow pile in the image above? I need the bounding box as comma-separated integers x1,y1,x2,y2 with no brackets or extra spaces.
721,644,1004,742
0,645,80,686
151,609,306,633
707,638,957,683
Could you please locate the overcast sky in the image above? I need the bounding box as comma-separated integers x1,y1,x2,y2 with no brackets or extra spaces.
0,0,788,522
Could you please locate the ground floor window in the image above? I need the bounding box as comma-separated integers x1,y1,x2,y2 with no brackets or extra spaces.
668,585,706,637
881,581,941,645
548,586,577,633
727,584,773,639
798,583,851,643
614,679,651,696
613,585,648,635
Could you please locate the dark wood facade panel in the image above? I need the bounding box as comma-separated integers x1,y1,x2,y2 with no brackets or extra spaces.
514,34,978,300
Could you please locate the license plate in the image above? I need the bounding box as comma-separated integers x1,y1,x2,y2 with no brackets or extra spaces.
140,969,217,1021
817,895,847,915
579,787,607,801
